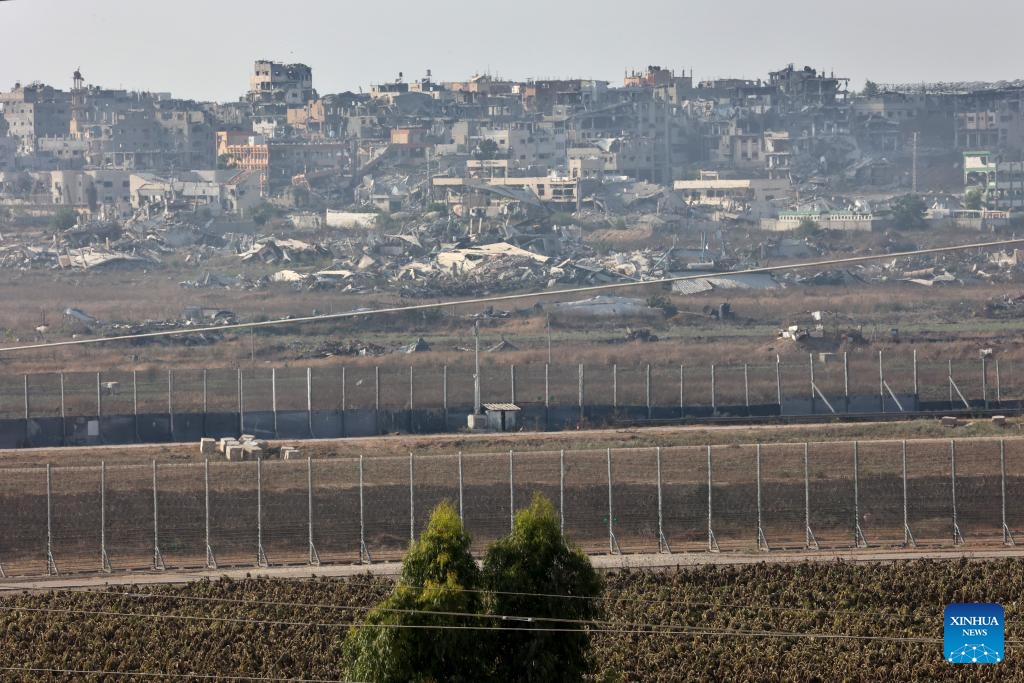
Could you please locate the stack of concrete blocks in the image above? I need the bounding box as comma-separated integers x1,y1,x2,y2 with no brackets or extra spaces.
239,434,268,460
280,446,300,460
199,438,217,456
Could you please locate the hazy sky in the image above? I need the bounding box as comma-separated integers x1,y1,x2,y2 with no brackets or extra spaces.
2,0,1023,101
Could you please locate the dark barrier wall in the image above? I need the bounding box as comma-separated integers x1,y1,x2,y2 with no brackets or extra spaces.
0,395,1018,449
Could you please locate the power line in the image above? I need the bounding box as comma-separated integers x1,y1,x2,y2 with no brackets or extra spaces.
4,602,1013,646
100,583,975,625
1,237,1021,354
0,666,350,682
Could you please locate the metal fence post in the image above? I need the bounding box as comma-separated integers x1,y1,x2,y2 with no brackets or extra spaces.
1001,440,1015,545
46,463,58,576
809,353,816,414
271,367,278,439
656,446,670,553
306,367,313,438
982,355,989,410
843,352,850,412
307,457,320,566
409,452,415,542
606,448,619,554
202,369,209,437
510,364,516,405
544,363,550,430
374,366,380,435
901,440,916,547
238,368,245,435
358,454,370,563
96,371,103,443
60,372,67,447
707,446,719,552
996,359,1002,405
756,444,768,551
457,451,464,521
804,443,818,550
578,363,585,422
878,351,885,413
951,440,965,545
776,355,783,411
256,455,268,567
205,458,216,569
132,370,138,443
646,363,652,419
442,365,448,424
559,449,565,535
152,460,165,571
612,363,618,410
340,366,347,438
853,442,867,547
508,449,515,530
168,369,175,441
100,461,111,572
912,349,919,398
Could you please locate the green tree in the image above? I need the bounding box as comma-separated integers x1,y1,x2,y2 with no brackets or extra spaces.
862,80,880,98
795,217,821,236
343,501,487,682
964,188,983,211
890,194,928,229
474,138,499,160
250,202,276,227
50,207,78,231
482,495,603,682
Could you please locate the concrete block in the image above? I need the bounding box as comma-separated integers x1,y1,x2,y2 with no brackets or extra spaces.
240,434,255,442
941,416,959,428
281,447,300,460
992,415,1007,427
200,438,216,456
226,445,245,461
244,446,265,460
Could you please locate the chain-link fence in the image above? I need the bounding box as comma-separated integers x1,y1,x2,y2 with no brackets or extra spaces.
0,354,1020,448
1,437,1022,579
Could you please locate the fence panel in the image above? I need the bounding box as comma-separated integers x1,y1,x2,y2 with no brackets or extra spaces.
461,452,509,553
806,441,856,547
758,443,807,549
105,463,156,570
361,455,411,560
953,440,1003,543
260,460,310,565
49,465,101,574
1005,439,1024,541
659,445,708,551
855,440,905,546
511,449,561,522
0,467,47,575
710,444,758,550
412,454,461,536
208,460,259,567
562,449,609,554
609,447,657,553
905,439,953,545
311,457,361,564
155,462,206,568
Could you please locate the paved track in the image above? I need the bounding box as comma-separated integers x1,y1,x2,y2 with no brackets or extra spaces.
3,547,1022,594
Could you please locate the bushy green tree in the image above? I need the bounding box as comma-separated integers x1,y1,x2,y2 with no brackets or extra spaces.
890,194,928,229
482,495,603,682
862,80,880,98
342,501,486,682
50,207,78,231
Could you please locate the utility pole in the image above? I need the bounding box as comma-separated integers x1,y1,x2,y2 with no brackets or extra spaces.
473,321,481,415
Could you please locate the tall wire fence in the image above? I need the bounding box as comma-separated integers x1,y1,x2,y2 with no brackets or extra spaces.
1,437,1022,578
0,352,1020,447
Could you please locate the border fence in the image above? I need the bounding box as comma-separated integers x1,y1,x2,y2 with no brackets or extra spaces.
0,437,1021,578
0,351,1020,448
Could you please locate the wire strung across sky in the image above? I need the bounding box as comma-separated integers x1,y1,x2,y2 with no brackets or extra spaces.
0,237,1021,354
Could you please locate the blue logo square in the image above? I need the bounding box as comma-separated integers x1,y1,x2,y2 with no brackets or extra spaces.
945,603,1004,664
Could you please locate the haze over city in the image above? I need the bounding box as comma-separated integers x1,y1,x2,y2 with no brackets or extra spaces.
3,0,1024,100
